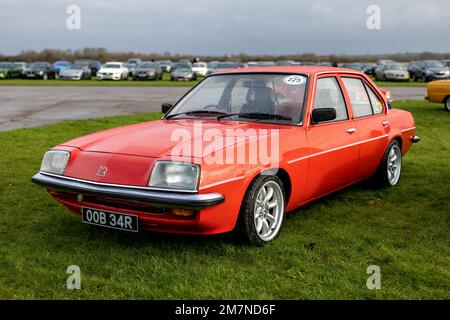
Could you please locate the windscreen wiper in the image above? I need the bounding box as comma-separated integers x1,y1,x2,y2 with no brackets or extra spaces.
217,112,292,121
165,110,228,119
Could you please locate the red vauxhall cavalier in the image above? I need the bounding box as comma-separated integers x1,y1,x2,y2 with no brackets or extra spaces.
32,67,420,246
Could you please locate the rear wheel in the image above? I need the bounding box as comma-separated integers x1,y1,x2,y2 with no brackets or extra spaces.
373,140,402,187
235,175,285,246
445,97,450,112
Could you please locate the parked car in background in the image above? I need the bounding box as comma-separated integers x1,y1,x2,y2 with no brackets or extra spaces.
412,60,450,82
0,62,23,79
96,62,129,80
13,62,28,77
376,59,394,66
177,59,192,66
276,60,299,66
53,61,72,75
206,62,218,74
157,60,173,72
426,80,450,111
256,61,276,66
214,61,241,72
442,60,450,68
25,62,56,80
170,65,196,81
342,63,364,71
126,58,142,76
74,60,101,75
362,63,376,75
374,63,410,81
132,62,163,80
316,61,333,67
407,61,421,80
59,64,92,80
192,62,208,77
31,66,419,246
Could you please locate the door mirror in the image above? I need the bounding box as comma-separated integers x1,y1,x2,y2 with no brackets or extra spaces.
161,103,173,114
311,108,337,123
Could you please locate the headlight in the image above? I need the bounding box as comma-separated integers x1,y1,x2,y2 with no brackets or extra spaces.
40,150,70,175
149,161,199,191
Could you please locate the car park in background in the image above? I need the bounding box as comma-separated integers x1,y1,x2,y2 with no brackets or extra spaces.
411,60,450,82
59,64,92,80
342,63,364,71
170,65,196,81
25,62,57,80
132,61,163,80
214,61,241,72
74,59,101,75
374,63,410,81
192,62,208,76
426,80,450,111
0,62,23,79
96,62,129,80
13,62,28,77
157,60,173,72
126,58,142,76
53,60,71,75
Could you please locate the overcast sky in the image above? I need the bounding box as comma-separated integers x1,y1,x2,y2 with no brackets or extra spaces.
1,0,449,55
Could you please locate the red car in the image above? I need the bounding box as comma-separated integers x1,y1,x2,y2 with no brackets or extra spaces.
32,67,420,246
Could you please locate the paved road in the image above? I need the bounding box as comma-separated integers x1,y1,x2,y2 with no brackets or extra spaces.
0,86,426,131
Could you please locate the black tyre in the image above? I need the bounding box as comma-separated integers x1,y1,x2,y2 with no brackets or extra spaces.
235,175,285,246
373,140,402,187
445,97,450,112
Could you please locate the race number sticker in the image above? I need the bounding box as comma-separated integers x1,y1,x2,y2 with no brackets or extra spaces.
283,75,306,86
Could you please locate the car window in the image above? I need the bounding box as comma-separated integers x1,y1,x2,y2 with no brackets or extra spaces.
341,77,373,118
313,77,348,122
364,83,383,115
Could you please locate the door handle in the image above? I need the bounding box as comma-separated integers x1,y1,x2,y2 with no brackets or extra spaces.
382,120,389,126
345,128,356,133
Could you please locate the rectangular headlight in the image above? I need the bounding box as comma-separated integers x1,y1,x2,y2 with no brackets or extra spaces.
40,150,70,175
149,161,199,191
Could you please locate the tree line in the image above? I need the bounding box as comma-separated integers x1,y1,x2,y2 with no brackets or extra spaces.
1,48,449,63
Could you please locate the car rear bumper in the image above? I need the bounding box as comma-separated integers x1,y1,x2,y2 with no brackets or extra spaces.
31,172,224,210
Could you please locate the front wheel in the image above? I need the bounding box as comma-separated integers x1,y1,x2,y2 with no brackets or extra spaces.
235,175,285,246
373,140,402,187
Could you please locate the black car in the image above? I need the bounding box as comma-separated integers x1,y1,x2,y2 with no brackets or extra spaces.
407,61,421,80
25,62,57,80
411,60,450,82
74,60,101,75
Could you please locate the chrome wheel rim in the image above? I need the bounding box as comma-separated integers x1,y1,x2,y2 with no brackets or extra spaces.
254,181,284,242
446,99,450,111
387,145,402,185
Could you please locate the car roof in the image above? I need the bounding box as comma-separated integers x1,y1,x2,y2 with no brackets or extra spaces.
213,66,364,76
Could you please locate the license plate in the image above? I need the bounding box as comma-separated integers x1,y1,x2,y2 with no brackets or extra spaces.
81,207,138,232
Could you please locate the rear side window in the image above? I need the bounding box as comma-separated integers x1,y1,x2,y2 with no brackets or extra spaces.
313,77,348,121
341,77,373,118
365,84,384,114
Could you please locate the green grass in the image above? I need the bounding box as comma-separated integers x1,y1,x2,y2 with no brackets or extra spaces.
373,81,427,87
0,73,201,87
0,101,448,299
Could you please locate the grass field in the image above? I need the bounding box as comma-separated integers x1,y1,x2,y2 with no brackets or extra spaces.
0,73,200,87
0,74,428,87
0,101,448,299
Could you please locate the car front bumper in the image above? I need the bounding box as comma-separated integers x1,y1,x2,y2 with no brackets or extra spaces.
31,172,224,210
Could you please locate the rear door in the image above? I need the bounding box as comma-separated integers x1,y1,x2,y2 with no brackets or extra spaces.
340,75,389,180
305,74,360,199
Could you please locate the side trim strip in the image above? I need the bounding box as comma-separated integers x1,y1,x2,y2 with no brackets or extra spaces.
288,134,389,164
401,126,416,132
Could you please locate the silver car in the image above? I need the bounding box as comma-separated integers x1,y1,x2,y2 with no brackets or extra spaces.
374,63,410,81
132,62,163,80
59,65,92,80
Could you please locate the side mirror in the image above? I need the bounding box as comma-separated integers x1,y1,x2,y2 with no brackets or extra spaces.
161,103,173,114
311,108,337,123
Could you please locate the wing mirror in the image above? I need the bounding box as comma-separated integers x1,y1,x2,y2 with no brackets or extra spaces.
161,103,173,114
311,108,337,123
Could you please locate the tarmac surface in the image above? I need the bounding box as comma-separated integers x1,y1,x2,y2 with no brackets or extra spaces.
0,86,426,131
